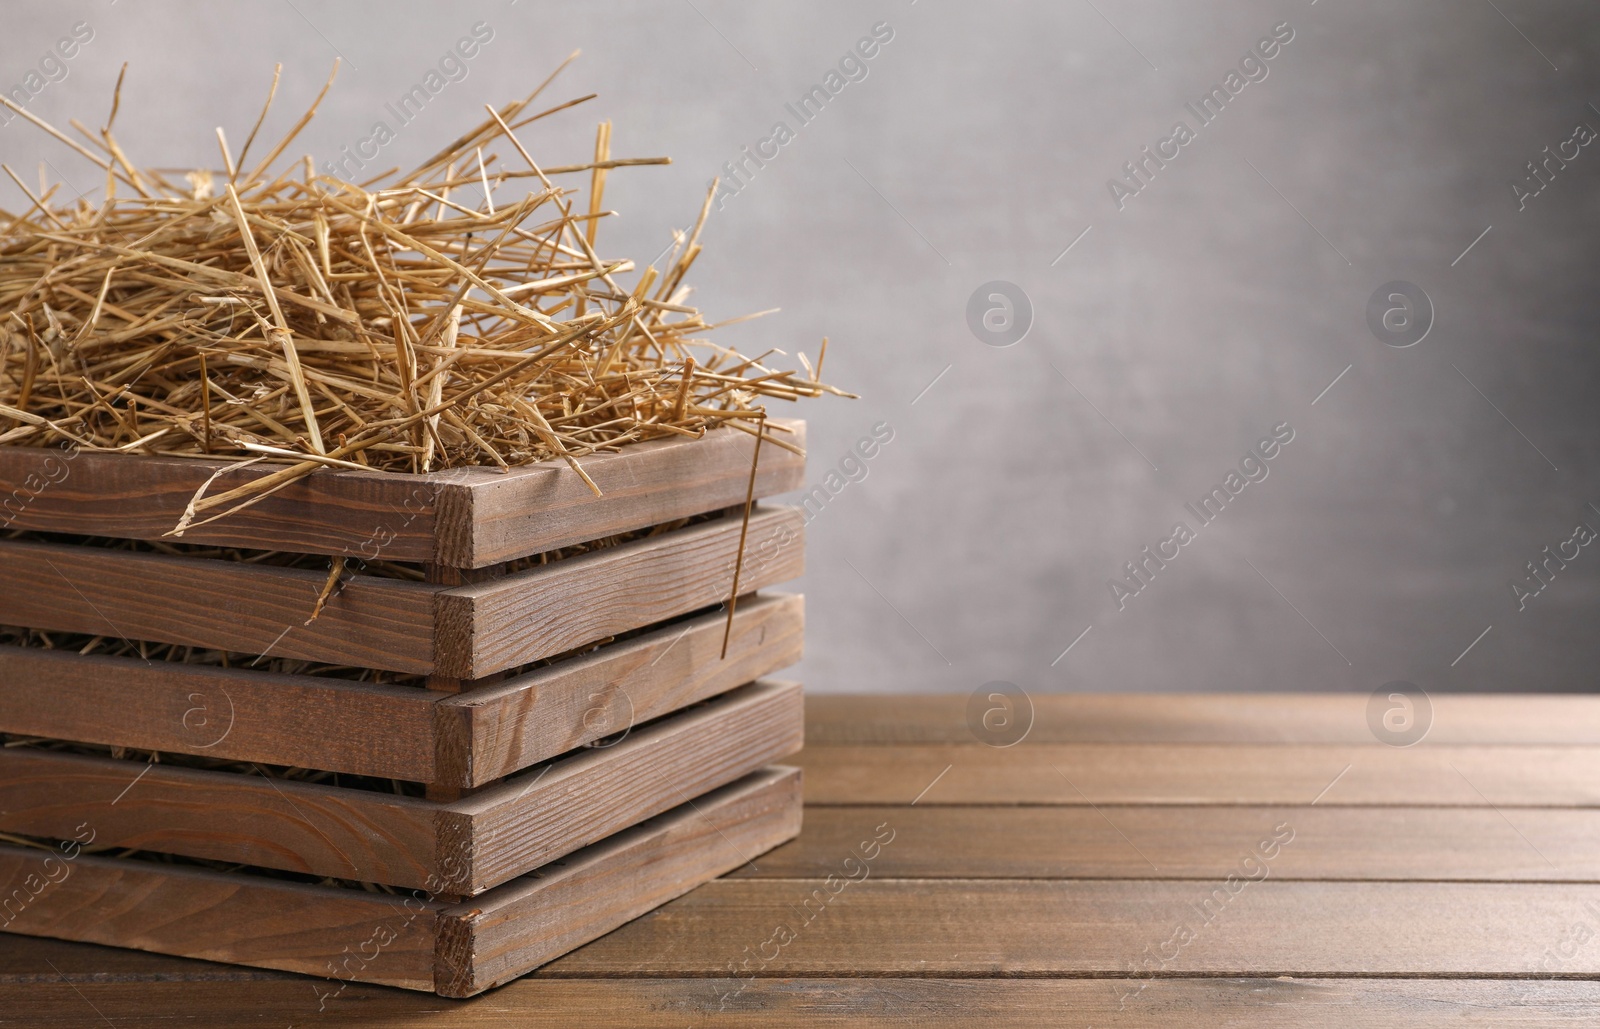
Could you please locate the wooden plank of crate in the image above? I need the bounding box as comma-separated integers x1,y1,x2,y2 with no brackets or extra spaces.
0,442,440,562
447,680,803,894
0,681,803,893
794,743,1600,806
433,506,804,678
0,844,439,991
543,878,1600,977
0,766,801,997
0,746,441,884
435,766,803,996
0,507,799,679
0,594,801,785
438,592,804,787
733,805,1600,881
805,693,1600,745
0,421,804,567
0,646,441,780
4,976,1600,1029
0,538,438,673
434,419,806,568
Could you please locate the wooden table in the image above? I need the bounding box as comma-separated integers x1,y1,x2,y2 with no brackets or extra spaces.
8,692,1600,1026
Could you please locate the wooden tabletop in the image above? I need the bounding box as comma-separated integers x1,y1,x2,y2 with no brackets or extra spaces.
8,692,1600,1027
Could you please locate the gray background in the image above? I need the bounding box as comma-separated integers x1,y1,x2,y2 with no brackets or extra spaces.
4,0,1597,696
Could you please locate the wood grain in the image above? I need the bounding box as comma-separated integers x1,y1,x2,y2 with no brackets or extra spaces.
805,692,1600,745
434,506,804,677
3,977,1599,1029
0,506,801,680
441,592,804,786
0,645,441,780
736,805,1600,880
795,743,1600,806
0,595,801,786
10,690,1596,1021
545,878,1600,977
0,537,438,673
0,841,439,990
438,766,803,996
437,419,806,568
0,681,803,892
0,766,802,998
0,442,441,562
0,746,441,885
0,420,805,567
492,979,1600,1029
452,680,804,893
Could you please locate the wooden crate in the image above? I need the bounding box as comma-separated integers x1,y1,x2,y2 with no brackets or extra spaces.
0,766,803,997
0,421,809,991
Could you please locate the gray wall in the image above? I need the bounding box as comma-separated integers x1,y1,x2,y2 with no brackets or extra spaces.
4,1,1598,696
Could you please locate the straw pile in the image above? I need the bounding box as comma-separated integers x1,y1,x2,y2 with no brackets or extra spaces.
0,60,842,531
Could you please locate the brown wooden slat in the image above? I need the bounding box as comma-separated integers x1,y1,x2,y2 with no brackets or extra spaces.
0,681,802,893
454,681,804,893
0,595,801,785
0,420,805,566
0,746,441,884
734,805,1600,881
0,767,801,998
439,766,803,996
2,977,1598,1029
499,979,1600,1028
0,537,438,673
0,844,439,991
0,508,801,679
546,878,1600,976
806,693,1600,745
0,645,441,780
795,743,1600,806
0,934,256,978
443,592,803,786
440,419,805,568
0,442,441,562
434,506,803,677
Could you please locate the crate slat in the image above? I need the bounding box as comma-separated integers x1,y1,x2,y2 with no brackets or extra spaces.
440,421,805,569
435,767,803,997
0,594,802,786
0,646,438,779
0,681,802,894
1,506,802,678
436,506,804,677
455,680,802,893
0,537,438,671
0,442,437,564
0,766,802,996
0,421,804,567
441,592,803,786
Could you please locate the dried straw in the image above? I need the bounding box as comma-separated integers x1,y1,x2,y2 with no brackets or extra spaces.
0,59,846,531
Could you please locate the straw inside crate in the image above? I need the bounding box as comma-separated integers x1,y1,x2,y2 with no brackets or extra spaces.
0,58,844,532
